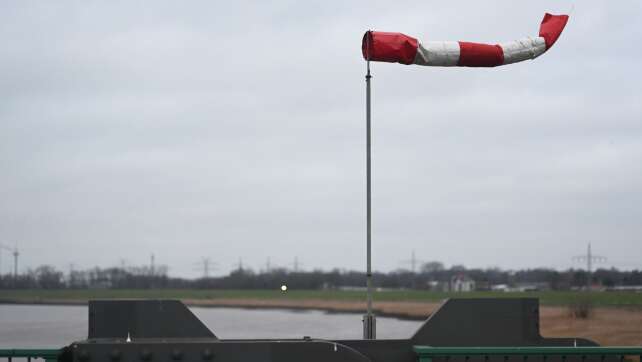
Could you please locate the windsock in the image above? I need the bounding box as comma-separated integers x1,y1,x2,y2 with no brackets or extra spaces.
362,13,568,67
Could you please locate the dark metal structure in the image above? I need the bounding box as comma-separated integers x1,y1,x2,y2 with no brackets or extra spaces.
56,298,606,362
414,347,642,362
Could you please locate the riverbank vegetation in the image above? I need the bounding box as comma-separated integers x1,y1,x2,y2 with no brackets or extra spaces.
2,263,642,292
2,288,642,308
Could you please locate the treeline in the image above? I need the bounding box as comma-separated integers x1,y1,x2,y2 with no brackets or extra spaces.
1,262,641,290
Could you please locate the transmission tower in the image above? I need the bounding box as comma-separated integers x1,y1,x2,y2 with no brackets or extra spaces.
572,243,606,291
0,244,18,280
13,248,18,279
202,258,211,278
69,263,74,284
194,258,216,278
234,257,244,272
290,256,303,272
400,250,424,273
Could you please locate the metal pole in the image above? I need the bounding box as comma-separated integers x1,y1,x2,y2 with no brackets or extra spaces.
363,31,376,339
587,243,592,291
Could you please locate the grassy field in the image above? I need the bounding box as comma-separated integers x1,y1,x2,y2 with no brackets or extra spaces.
1,289,642,307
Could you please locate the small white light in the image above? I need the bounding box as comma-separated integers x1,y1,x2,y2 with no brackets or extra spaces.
281,285,287,291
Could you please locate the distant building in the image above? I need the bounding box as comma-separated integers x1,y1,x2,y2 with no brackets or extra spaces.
606,285,642,292
513,282,551,292
491,284,509,292
491,282,551,292
450,274,476,292
426,280,449,292
474,280,491,291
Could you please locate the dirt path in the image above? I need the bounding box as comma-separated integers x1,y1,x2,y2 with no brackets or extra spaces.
540,306,642,346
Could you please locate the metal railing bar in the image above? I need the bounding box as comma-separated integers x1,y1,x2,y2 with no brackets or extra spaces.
414,347,642,357
0,349,60,361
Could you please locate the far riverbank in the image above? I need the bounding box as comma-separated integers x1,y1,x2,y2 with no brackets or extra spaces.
1,289,641,345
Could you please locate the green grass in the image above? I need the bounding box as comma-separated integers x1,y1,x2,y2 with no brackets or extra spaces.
1,289,642,307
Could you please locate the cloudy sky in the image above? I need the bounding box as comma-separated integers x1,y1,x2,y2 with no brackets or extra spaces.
1,1,641,278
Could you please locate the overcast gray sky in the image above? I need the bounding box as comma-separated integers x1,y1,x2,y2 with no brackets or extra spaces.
1,1,641,278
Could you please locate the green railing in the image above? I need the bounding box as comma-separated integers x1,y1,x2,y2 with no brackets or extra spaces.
0,349,60,362
414,347,642,362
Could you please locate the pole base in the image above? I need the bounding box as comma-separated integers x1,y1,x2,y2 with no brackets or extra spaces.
362,313,376,339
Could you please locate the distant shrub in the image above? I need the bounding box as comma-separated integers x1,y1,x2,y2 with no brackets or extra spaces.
568,297,594,319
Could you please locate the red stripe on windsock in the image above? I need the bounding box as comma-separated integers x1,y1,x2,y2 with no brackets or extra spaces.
539,13,569,49
362,31,418,65
457,42,504,67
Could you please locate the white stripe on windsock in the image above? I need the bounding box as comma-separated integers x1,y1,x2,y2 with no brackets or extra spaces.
499,36,547,65
414,41,460,66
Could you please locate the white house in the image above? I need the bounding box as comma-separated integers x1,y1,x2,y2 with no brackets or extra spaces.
450,274,476,292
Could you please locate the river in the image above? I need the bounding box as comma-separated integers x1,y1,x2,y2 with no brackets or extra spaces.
0,304,423,348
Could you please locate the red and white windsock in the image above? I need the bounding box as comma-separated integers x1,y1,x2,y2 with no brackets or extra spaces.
362,13,569,67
